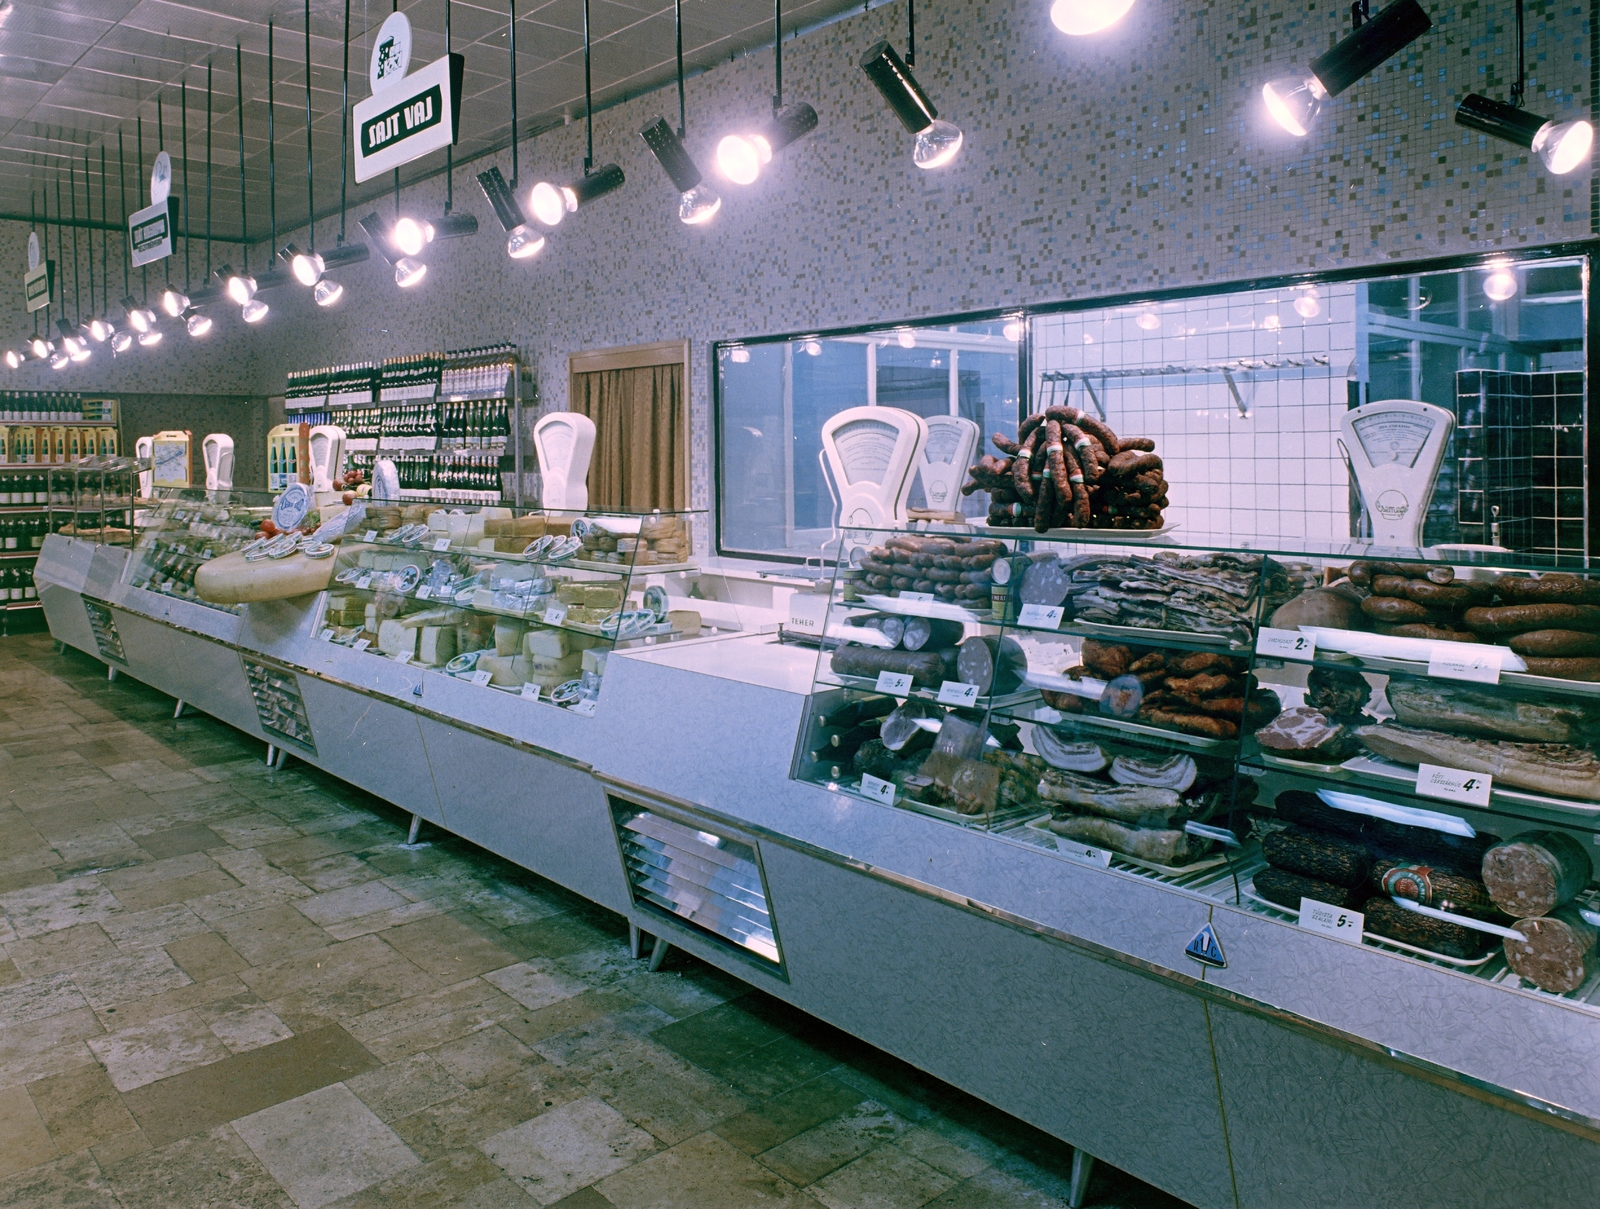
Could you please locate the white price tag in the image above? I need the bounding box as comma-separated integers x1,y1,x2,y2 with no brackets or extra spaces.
1056,839,1114,868
433,537,452,552
1428,644,1502,684
1017,603,1064,629
1256,627,1316,660
1415,763,1492,807
353,637,371,652
899,592,935,602
875,670,914,695
520,682,540,700
570,698,598,717
363,530,377,543
543,603,568,626
414,585,432,600
392,651,411,665
1298,898,1364,943
318,627,335,642
860,774,896,804
937,680,980,706
469,668,493,687
355,574,372,590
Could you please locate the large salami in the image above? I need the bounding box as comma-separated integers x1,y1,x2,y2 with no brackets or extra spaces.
1480,831,1593,918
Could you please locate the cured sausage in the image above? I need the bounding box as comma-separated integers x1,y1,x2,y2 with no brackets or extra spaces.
1012,427,1038,501
1364,898,1493,959
1360,595,1435,622
1402,579,1492,608
829,645,958,689
1494,574,1600,605
1481,831,1593,917
1464,603,1600,636
1255,867,1365,911
1520,657,1600,681
1060,439,1091,527
1262,826,1372,887
1117,436,1156,453
1508,629,1600,657
1107,450,1161,478
1505,907,1599,993
1372,623,1481,642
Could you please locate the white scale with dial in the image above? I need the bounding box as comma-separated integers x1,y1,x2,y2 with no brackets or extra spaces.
534,412,596,511
1337,400,1454,547
914,415,979,512
201,433,235,494
819,406,928,529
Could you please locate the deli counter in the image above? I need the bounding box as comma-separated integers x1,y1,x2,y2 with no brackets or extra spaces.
33,495,1600,1209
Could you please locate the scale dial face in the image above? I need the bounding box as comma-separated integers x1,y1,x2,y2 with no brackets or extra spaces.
832,419,900,485
1352,411,1438,468
151,439,188,487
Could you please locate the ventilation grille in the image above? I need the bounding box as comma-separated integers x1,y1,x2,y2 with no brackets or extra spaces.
242,658,316,753
615,806,781,968
83,599,126,665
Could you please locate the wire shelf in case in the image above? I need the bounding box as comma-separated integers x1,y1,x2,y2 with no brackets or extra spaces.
857,594,986,624
1021,817,1236,877
817,671,1039,712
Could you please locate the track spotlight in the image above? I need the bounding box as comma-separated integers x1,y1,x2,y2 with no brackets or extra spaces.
27,336,51,359
859,41,962,169
358,213,435,287
1483,261,1519,301
3,349,20,369
529,164,626,227
394,258,427,288
121,295,156,334
1262,0,1430,136
285,243,324,286
184,307,213,337
88,317,113,343
137,328,163,347
314,279,344,306
111,331,133,353
241,298,269,323
716,105,818,185
1455,94,1593,175
160,287,189,317
1050,0,1136,35
49,349,68,369
224,268,257,306
56,319,85,354
69,344,90,363
640,119,721,224
393,217,432,257
477,166,546,259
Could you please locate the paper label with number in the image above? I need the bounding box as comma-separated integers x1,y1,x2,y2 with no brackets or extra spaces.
520,682,540,700
570,698,598,717
874,670,914,695
415,585,432,600
937,680,979,706
1056,839,1113,868
1017,603,1064,629
469,668,493,687
363,530,377,543
860,773,896,804
318,627,335,642
1428,644,1502,684
393,651,411,665
433,537,451,552
1256,627,1315,660
543,604,568,626
353,637,371,652
356,574,372,590
1415,763,1492,807
1298,898,1364,943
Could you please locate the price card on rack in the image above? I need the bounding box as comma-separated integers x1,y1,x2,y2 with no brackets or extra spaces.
469,668,493,687
937,680,979,706
392,651,411,665
318,628,335,642
544,603,568,627
1297,898,1364,943
363,530,377,543
1415,763,1492,807
570,698,598,718
353,637,371,652
1428,644,1502,685
415,585,432,600
1017,603,1064,630
1256,627,1315,660
355,574,373,590
860,774,896,805
520,682,540,701
1056,839,1114,868
875,670,914,695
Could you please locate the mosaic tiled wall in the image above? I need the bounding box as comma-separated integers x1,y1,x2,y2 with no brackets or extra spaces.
0,0,1589,516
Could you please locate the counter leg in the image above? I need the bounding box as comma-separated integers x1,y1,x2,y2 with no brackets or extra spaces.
629,924,644,959
648,939,672,972
106,665,117,682
265,744,277,768
407,814,423,845
1067,1148,1094,1209
274,747,289,771
174,700,186,718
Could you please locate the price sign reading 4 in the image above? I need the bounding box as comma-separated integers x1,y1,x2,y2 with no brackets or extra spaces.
937,681,979,706
1415,763,1492,807
1298,898,1364,944
1256,627,1315,660
860,774,896,805
1017,603,1064,630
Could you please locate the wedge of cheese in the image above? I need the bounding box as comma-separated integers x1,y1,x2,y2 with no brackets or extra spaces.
418,626,457,666
524,628,571,658
378,619,419,657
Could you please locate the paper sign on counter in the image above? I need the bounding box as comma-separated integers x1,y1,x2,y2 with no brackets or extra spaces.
415,585,432,600
937,680,979,706
1256,627,1315,660
355,574,373,590
1428,644,1502,684
363,530,377,543
433,537,452,552
1415,763,1492,807
875,670,914,695
1055,839,1114,868
570,698,598,717
860,774,896,804
1298,898,1364,943
543,604,568,626
1017,603,1064,630
520,682,540,700
352,637,371,652
468,669,493,687
392,651,412,665
318,628,335,642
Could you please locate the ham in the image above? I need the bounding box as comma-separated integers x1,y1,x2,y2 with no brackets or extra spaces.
1355,724,1600,801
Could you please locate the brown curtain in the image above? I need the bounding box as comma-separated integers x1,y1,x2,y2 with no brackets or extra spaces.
570,363,686,511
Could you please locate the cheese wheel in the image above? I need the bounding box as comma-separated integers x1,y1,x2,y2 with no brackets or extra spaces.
194,550,337,604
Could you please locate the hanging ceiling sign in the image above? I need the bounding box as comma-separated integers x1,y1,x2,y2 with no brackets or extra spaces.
23,231,52,312
353,13,462,183
128,151,177,267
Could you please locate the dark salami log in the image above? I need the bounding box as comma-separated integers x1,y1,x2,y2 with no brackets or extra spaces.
1364,898,1495,959
1520,657,1600,681
1370,859,1501,920
814,696,895,731
1504,906,1600,992
847,614,906,647
1508,629,1600,657
956,635,1027,696
1273,789,1499,876
1493,574,1600,606
1107,450,1161,478
900,617,964,652
830,645,957,689
1360,595,1436,623
1463,603,1600,636
1261,825,1371,888
1481,831,1593,918
1254,867,1365,911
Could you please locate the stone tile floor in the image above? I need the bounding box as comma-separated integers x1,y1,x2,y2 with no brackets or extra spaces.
0,633,1191,1209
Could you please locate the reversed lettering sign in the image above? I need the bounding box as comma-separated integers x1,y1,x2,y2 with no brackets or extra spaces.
352,54,462,182
23,261,51,312
128,199,177,267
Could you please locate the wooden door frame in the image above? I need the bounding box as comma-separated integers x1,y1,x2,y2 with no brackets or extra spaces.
567,340,691,510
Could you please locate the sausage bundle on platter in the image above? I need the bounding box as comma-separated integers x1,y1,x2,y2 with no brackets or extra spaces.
961,406,1169,531
853,534,1006,604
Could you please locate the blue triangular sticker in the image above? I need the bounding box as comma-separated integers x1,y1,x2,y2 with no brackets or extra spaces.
1186,921,1226,968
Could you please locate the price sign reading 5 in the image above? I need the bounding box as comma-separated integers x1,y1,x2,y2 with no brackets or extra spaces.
1298,897,1364,943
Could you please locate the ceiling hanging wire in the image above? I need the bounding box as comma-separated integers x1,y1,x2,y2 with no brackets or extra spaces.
95,147,111,342
34,182,51,359
476,0,542,258
206,61,213,281
714,0,816,185
640,0,721,223
224,28,272,322
164,80,194,320
339,0,350,244
526,0,624,228
50,173,72,366
236,43,248,273
407,0,479,245
113,129,140,351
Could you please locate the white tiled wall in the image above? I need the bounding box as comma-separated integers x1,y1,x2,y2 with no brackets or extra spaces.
1031,285,1358,544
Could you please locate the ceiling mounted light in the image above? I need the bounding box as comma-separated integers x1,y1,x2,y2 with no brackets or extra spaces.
286,243,324,286
28,336,51,359
859,41,962,169
1456,95,1592,176
49,349,69,370
393,216,432,256
1050,0,1136,35
121,294,155,333
1262,0,1430,136
161,287,188,317
225,270,256,306
313,278,344,306
111,330,133,353
478,166,545,259
69,344,90,363
1483,261,1519,301
88,317,113,343
241,297,269,322
137,328,163,347
56,318,85,354
393,257,427,288
184,307,212,337
529,166,625,227
718,0,817,184
641,119,721,224
3,349,20,369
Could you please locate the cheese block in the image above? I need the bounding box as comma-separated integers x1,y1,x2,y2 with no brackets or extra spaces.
418,626,458,666
527,652,581,677
364,603,378,631
582,648,609,675
398,608,459,629
668,609,702,637
479,654,532,686
378,619,418,657
524,628,571,658
556,582,587,605
494,620,526,656
193,550,337,604
584,586,623,611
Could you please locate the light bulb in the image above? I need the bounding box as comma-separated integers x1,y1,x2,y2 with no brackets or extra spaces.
313,278,344,306
801,339,822,356
895,327,916,349
506,224,545,259
1532,119,1594,175
679,183,722,225
716,134,769,185
69,345,90,363
137,328,163,347
62,334,85,355
1262,75,1327,137
913,120,963,169
88,317,112,342
394,258,427,288
48,349,68,369
1484,264,1518,302
292,250,325,286
226,274,256,305
241,298,269,323
729,346,750,363
1049,0,1137,35
528,182,567,227
1294,293,1321,318
111,331,132,353
1135,311,1161,331
160,288,188,317
28,337,50,358
3,349,20,368
1002,321,1023,342
186,310,212,336
393,217,433,257
126,307,151,333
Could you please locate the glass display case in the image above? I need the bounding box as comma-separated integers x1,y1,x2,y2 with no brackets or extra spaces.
794,522,1600,1006
125,488,276,612
318,506,706,712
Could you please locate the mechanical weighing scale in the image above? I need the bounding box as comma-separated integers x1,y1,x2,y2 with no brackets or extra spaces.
149,430,193,490
307,425,347,496
533,412,596,510
1337,399,1454,547
134,435,154,498
818,406,928,529
201,433,235,494
913,415,979,512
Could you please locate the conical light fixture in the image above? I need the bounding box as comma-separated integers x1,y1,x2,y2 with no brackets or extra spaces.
640,0,720,223
1050,0,1136,36
717,0,817,184
477,0,545,258
297,2,370,305
859,37,961,169
1262,0,1430,136
528,0,624,224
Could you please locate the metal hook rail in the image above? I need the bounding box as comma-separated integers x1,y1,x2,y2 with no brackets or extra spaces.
1040,354,1332,419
